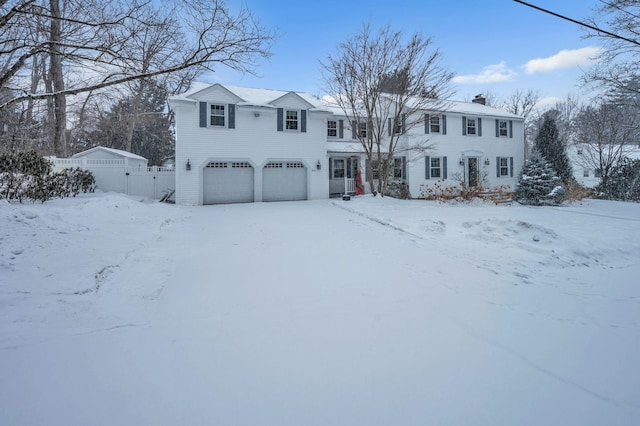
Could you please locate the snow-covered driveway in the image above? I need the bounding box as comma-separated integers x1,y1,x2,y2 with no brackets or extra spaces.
1,194,639,425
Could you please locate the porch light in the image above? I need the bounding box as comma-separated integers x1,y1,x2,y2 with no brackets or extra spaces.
484,159,490,165
186,159,191,171
459,160,464,165
317,160,321,170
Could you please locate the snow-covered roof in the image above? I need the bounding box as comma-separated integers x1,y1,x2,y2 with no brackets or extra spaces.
71,146,147,161
172,83,523,120
171,82,331,112
321,97,523,120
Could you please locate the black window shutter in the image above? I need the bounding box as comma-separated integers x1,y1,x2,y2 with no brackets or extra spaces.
425,114,430,134
425,156,430,179
402,156,406,179
401,114,406,134
478,117,482,136
509,120,513,138
301,109,307,133
365,159,371,181
228,104,235,129
496,157,500,177
462,116,467,135
442,115,447,135
199,102,207,128
351,120,357,139
339,120,344,139
329,158,333,179
388,118,392,136
277,108,283,131
443,156,448,179
510,157,514,177
495,119,499,137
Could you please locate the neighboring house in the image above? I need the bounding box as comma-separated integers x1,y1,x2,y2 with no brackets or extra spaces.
169,83,525,205
568,143,640,188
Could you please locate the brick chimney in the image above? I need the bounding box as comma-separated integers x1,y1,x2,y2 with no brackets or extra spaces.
472,94,486,105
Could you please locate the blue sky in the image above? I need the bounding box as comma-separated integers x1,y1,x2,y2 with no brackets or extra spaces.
211,0,605,107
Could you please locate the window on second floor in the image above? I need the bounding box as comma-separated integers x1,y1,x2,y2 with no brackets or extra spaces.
327,120,337,137
430,115,441,133
595,169,602,178
210,104,225,127
286,110,298,130
358,122,367,138
466,118,477,135
583,170,590,178
498,120,508,137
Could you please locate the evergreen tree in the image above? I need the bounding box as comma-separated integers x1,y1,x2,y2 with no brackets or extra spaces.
514,151,565,206
534,113,573,183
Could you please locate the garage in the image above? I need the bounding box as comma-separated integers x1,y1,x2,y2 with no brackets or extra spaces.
203,161,254,204
262,161,307,202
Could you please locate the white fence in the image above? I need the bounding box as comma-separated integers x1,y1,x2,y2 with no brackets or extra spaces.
49,158,175,200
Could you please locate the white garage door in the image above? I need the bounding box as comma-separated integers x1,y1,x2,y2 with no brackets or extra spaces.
203,161,254,204
262,161,307,202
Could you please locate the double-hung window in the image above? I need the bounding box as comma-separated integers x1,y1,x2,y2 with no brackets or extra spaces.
327,120,337,137
499,157,509,176
286,110,298,130
393,158,404,179
498,120,508,137
358,122,367,138
431,157,442,178
333,159,345,178
430,115,441,133
210,104,225,127
466,118,477,135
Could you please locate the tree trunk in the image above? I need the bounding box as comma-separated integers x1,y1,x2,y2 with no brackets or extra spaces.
49,0,67,157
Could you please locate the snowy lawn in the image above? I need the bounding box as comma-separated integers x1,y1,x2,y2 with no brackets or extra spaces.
1,193,639,425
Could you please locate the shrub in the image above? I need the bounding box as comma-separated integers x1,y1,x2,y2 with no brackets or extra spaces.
0,151,95,202
596,158,640,202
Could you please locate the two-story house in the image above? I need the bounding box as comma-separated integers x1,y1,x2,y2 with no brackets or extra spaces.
168,84,524,205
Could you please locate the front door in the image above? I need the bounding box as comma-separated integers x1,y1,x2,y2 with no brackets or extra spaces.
468,157,479,187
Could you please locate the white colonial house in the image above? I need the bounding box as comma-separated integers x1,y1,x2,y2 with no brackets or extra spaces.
168,83,525,205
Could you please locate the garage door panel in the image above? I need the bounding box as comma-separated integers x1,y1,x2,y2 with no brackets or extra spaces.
262,162,307,202
203,161,254,204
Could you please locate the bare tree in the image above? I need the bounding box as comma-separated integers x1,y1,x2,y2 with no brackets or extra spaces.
583,1,640,97
574,100,640,188
500,89,540,158
321,24,454,196
1,0,275,155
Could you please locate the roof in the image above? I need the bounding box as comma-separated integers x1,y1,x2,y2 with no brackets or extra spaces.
172,83,523,119
71,146,148,161
172,82,331,112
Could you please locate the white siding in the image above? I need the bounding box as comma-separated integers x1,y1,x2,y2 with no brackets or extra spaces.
173,98,328,205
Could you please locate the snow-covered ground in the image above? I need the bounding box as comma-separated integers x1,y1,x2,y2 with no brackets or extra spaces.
1,193,639,425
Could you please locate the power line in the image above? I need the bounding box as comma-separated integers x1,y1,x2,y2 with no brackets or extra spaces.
513,0,640,47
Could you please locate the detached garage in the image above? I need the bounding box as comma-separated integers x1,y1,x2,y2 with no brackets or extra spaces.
262,161,307,202
203,161,254,204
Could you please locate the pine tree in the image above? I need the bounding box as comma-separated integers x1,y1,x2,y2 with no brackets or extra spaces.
515,151,565,206
534,113,573,183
